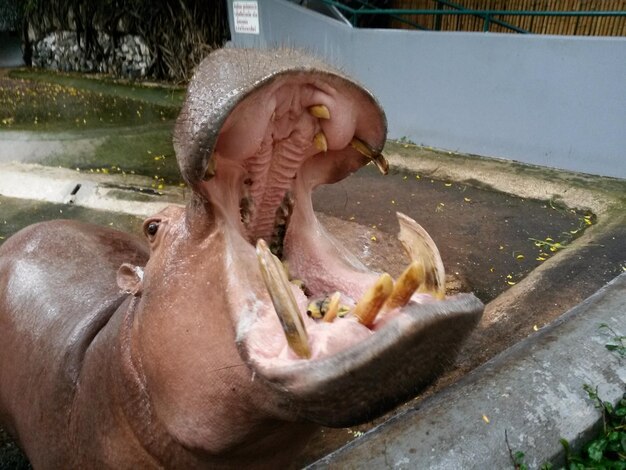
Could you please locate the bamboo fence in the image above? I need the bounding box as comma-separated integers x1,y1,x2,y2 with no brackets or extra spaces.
389,0,626,35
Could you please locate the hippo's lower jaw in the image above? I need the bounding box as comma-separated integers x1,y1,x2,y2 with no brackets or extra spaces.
217,164,482,427
174,49,484,428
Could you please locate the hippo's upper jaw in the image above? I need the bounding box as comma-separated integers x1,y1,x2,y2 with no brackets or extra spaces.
174,49,483,428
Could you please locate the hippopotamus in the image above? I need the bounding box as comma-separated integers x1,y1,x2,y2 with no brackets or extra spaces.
0,48,483,468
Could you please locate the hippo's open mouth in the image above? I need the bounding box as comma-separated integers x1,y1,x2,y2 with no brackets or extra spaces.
175,49,482,426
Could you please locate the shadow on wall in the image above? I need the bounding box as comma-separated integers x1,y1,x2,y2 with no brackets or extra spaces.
0,32,24,67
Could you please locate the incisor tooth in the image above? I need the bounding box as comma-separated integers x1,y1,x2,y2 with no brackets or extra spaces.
396,212,445,300
314,132,328,152
349,138,389,175
322,292,342,323
384,261,425,310
256,239,311,359
353,273,393,326
308,105,330,119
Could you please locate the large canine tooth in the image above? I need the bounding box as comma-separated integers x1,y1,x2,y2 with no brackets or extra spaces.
313,132,328,152
349,137,389,175
384,261,425,310
308,105,330,120
353,273,393,326
322,292,342,323
256,240,311,358
396,212,445,300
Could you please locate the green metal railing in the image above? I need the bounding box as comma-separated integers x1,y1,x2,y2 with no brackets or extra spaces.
319,0,626,33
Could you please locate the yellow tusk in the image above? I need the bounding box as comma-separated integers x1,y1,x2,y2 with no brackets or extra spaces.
308,104,330,120
322,292,342,323
350,137,389,175
352,273,393,326
314,132,328,152
384,261,425,311
256,239,311,358
396,212,446,300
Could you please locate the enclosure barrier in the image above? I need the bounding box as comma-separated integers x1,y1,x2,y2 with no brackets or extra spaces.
322,0,626,35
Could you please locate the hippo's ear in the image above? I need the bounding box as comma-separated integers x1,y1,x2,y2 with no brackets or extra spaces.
117,263,144,296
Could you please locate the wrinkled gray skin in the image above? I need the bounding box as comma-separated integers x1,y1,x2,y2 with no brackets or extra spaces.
0,49,483,468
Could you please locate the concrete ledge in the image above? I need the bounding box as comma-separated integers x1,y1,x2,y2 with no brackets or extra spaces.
0,162,184,217
308,273,626,469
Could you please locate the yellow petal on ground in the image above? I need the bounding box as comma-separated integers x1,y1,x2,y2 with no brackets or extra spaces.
482,414,490,424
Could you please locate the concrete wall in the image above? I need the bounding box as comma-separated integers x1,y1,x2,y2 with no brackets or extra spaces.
226,0,626,179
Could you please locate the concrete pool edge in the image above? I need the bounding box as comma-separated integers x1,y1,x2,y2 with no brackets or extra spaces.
307,272,626,469
0,161,184,217
384,142,625,217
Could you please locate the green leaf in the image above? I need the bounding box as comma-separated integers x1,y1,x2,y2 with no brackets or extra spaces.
587,437,607,462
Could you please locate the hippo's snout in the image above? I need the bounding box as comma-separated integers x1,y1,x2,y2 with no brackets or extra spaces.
173,49,483,427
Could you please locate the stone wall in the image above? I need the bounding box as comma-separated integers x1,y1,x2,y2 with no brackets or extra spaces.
31,31,153,79
0,0,21,32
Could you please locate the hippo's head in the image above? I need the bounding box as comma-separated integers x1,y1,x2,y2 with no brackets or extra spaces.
118,49,482,461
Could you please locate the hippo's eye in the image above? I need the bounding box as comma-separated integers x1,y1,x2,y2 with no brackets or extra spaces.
144,220,160,239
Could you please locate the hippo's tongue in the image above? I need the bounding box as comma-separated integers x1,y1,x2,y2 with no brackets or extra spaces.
175,49,482,427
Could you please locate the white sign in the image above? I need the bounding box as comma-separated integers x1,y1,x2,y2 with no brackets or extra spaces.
233,1,260,35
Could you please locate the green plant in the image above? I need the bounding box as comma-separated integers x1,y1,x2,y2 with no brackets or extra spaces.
600,324,626,359
561,386,626,467
508,325,626,469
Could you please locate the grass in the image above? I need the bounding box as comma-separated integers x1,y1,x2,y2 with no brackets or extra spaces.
0,75,180,131
8,68,185,107
0,67,185,184
40,122,183,185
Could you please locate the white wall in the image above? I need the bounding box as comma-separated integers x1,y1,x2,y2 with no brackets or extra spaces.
227,0,626,179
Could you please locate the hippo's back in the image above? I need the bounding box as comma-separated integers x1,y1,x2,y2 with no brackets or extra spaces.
0,220,148,459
